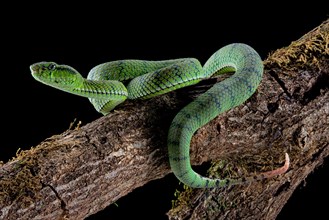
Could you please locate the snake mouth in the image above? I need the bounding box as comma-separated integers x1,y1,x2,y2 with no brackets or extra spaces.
30,64,40,74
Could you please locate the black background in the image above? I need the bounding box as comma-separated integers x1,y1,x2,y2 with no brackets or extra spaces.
1,4,328,219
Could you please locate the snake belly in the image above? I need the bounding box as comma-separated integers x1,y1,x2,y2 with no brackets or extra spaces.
30,43,265,188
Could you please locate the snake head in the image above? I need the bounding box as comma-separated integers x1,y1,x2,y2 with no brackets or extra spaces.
30,62,83,90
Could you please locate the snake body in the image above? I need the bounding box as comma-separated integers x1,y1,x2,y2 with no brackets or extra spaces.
31,43,289,188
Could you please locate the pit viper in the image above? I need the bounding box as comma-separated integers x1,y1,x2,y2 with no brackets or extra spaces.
30,43,289,188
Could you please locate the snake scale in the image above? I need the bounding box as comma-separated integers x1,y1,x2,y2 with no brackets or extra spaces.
30,43,289,188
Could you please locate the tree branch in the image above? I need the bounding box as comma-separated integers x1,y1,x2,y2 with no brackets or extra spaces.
1,19,328,220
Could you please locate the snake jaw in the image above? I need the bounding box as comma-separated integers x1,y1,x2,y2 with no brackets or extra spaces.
29,63,39,73
30,62,49,83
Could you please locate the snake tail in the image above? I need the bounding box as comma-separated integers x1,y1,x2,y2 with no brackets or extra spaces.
168,44,289,188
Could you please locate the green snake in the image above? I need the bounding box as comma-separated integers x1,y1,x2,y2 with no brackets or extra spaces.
30,43,289,188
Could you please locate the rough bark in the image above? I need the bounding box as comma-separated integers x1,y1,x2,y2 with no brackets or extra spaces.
0,20,328,220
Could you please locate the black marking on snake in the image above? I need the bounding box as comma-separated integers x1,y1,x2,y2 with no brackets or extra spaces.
177,108,191,119
173,123,185,131
174,118,195,133
177,170,189,179
177,110,200,132
228,43,240,57
184,112,191,119
172,70,186,84
236,50,254,65
242,66,259,76
189,173,198,186
205,91,222,110
221,83,236,107
193,112,202,124
141,82,153,95
194,99,208,109
167,139,180,146
151,72,165,90
186,60,200,78
205,179,210,188
234,75,252,94
170,155,188,162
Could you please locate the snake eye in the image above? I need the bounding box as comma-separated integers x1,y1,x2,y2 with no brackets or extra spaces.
48,63,56,71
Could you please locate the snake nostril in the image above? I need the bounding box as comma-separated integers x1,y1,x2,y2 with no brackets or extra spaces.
30,64,39,73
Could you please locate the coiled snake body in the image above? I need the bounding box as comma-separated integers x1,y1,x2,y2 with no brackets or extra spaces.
31,43,289,188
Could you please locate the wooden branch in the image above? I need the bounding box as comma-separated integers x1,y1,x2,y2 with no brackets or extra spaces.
1,19,328,220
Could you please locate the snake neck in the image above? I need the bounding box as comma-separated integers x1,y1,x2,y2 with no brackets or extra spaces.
69,79,128,100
